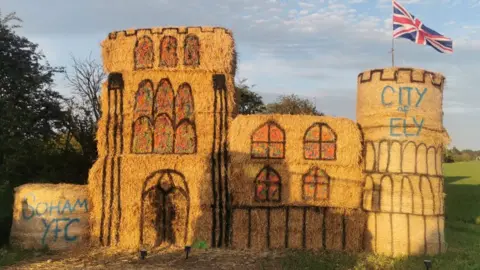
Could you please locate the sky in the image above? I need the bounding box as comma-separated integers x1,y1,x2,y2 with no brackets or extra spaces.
2,0,480,149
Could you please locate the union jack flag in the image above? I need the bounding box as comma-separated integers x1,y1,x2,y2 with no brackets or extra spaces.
393,0,453,53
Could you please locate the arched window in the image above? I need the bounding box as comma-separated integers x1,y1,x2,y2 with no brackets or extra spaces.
154,79,174,117
304,123,337,160
302,167,329,202
175,83,194,124
175,120,196,154
251,122,285,159
153,114,174,154
134,80,154,118
363,175,374,210
184,35,200,66
380,175,393,212
134,36,154,69
131,78,196,154
254,166,281,202
132,117,153,153
160,36,178,67
372,183,381,211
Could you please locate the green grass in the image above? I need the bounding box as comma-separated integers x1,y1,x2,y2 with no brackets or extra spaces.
280,161,480,270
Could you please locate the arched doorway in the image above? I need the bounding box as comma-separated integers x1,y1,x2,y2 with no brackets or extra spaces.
140,170,190,248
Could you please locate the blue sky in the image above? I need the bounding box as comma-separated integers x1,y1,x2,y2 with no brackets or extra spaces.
3,0,480,149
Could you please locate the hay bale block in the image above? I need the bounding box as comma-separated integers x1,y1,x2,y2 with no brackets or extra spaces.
231,209,249,249
287,208,304,248
344,209,367,252
250,209,267,250
10,184,89,250
269,208,286,249
364,212,445,256
324,208,343,251
305,208,324,250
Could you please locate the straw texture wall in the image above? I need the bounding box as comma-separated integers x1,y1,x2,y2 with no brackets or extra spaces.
357,67,448,256
228,115,366,251
10,184,89,250
88,26,236,249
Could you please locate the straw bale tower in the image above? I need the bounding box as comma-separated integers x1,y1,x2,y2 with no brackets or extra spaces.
357,67,450,256
88,27,236,249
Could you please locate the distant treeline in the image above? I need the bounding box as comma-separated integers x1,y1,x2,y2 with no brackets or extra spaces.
444,147,480,163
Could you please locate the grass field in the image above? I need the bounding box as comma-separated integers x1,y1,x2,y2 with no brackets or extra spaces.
1,161,479,269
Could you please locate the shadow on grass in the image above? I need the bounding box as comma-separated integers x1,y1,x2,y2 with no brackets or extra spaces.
444,176,470,184
444,176,480,225
0,247,56,268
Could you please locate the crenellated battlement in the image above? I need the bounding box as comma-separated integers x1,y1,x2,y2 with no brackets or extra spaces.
107,26,233,40
357,68,445,90
102,26,236,74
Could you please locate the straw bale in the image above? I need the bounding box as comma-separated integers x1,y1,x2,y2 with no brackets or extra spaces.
391,213,408,256
357,67,446,132
102,27,235,75
362,173,444,215
269,209,286,249
10,184,89,250
88,155,214,249
364,212,445,256
250,209,267,250
305,208,324,250
287,208,304,248
231,210,249,248
230,114,363,168
96,70,236,156
324,208,344,250
408,214,426,255
344,209,367,252
229,115,364,209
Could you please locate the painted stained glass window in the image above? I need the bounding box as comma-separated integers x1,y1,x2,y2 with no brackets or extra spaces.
132,117,153,153
153,115,174,154
254,166,281,202
184,35,200,66
174,121,196,154
160,36,178,67
302,167,329,201
154,79,174,116
251,122,285,159
304,123,336,160
134,36,154,69
134,80,154,118
132,78,196,155
175,83,194,124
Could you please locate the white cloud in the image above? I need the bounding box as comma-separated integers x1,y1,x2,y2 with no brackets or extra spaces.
299,2,316,8
299,9,309,15
268,7,282,12
349,0,365,3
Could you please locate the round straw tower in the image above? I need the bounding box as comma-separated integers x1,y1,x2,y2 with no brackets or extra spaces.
356,67,450,256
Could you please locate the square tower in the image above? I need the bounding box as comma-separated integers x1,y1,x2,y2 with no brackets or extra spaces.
88,27,236,249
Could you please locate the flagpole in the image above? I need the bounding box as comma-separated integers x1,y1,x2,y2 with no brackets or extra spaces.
392,37,395,67
391,0,395,67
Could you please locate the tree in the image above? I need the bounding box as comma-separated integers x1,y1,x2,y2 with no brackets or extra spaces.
265,94,324,115
235,78,266,114
0,11,65,185
64,54,105,165
0,11,66,245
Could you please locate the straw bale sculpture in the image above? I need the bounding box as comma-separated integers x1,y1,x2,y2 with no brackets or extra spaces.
84,27,449,257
